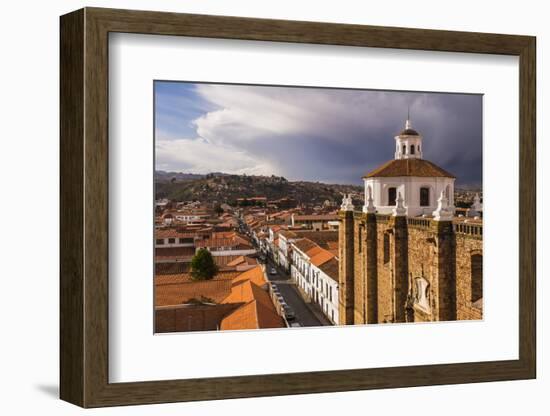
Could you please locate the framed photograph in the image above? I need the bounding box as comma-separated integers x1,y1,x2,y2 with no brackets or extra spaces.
60,7,536,408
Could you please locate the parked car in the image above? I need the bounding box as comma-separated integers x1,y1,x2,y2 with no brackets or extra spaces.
283,306,296,321
270,268,277,275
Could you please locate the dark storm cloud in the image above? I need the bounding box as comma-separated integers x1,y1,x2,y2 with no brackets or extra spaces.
155,82,482,187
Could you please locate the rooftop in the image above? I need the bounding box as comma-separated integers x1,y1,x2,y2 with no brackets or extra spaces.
293,214,339,221
318,257,339,282
155,279,233,306
398,127,420,136
364,159,455,179
155,246,196,262
310,248,336,267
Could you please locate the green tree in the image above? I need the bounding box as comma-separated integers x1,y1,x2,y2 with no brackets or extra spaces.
190,249,218,281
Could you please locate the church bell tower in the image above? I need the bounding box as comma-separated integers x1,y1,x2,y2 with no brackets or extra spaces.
394,111,423,160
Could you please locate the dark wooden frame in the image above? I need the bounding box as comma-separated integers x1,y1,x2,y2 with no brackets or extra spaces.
60,7,536,408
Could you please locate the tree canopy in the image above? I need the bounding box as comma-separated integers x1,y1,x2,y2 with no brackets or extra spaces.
190,248,218,281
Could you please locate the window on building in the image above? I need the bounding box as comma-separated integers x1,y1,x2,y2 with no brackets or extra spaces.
388,187,397,206
471,253,483,304
418,144,421,152
410,144,415,155
168,238,175,244
420,187,430,206
156,239,164,245
402,144,406,155
383,233,390,264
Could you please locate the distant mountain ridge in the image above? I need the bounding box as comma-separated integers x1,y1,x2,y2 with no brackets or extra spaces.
155,171,206,181
155,171,362,204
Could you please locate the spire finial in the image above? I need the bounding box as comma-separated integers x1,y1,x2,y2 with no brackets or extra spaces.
363,186,376,213
340,193,354,212
405,105,411,130
432,191,453,221
392,192,407,217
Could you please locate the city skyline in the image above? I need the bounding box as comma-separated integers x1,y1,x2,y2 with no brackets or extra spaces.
155,81,483,186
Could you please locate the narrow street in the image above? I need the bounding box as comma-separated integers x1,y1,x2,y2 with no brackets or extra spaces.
265,259,331,327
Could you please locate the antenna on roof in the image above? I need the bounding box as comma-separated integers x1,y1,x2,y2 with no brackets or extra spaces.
405,105,411,129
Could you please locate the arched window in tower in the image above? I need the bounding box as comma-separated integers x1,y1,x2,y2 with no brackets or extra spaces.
417,144,421,152
471,253,483,304
410,144,415,155
420,187,430,206
388,187,397,206
402,144,406,155
383,233,390,263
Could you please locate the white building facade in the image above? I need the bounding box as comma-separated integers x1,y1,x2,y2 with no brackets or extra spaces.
277,231,298,272
291,242,339,325
363,118,456,217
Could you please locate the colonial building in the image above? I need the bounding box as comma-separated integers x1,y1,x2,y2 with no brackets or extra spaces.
363,118,456,217
339,118,482,325
277,230,299,272
291,238,339,324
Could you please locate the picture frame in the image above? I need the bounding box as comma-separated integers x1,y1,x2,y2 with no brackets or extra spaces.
60,7,536,408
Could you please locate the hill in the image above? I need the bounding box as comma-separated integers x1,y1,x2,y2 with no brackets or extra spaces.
155,172,362,205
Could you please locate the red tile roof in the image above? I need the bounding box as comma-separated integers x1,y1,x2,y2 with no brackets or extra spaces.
310,248,335,267
364,159,455,178
155,265,282,330
227,255,259,268
220,279,284,330
318,257,339,282
155,270,241,285
293,231,338,249
155,279,233,306
292,238,318,255
155,227,211,239
155,247,196,261
293,214,338,221
279,230,298,239
195,232,253,249
231,265,266,287
220,299,284,330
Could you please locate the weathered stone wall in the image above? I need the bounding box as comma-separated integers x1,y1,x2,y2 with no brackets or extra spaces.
338,211,355,325
391,216,409,323
374,217,394,323
433,221,457,321
407,223,437,322
342,211,483,325
353,215,366,324
455,233,483,320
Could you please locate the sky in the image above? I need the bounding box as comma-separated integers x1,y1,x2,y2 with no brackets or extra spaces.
154,81,482,186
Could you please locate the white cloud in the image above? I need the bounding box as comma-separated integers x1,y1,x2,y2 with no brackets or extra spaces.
155,83,482,184
155,137,277,175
